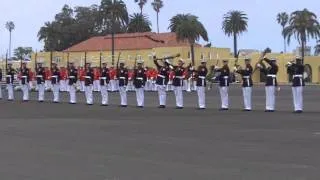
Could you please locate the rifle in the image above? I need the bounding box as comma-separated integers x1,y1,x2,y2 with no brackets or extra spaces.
67,52,70,70
5,52,8,74
116,52,122,69
154,53,180,61
99,51,102,71
252,47,272,74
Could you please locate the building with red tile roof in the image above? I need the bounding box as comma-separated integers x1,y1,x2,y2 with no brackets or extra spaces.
65,32,201,52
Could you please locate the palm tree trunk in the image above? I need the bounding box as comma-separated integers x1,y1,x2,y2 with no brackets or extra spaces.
9,31,12,58
111,13,115,65
301,40,305,64
190,43,195,66
233,33,237,58
157,12,159,34
282,26,286,53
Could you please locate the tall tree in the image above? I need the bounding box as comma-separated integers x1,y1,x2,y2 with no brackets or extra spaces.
127,13,152,33
222,10,248,58
100,0,129,64
315,40,320,56
169,14,208,65
277,12,289,53
151,0,163,33
283,8,320,63
134,0,147,15
14,47,33,60
5,21,15,58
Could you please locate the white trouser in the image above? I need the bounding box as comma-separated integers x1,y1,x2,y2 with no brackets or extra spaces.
135,88,144,106
157,85,167,106
21,84,29,101
197,86,206,108
45,80,51,91
0,85,2,99
59,80,66,91
292,86,303,111
52,84,60,102
119,86,127,105
93,80,100,92
37,83,45,101
265,86,276,110
186,79,192,92
85,85,93,104
101,85,109,105
110,80,117,91
80,81,85,92
242,87,252,110
7,84,14,100
219,86,229,109
69,85,76,103
174,86,183,107
183,80,188,91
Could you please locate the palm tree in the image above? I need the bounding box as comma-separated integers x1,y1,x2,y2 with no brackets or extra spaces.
277,12,289,53
222,10,248,58
127,13,152,33
283,8,320,63
134,0,147,15
315,40,320,56
151,0,163,33
100,0,129,65
169,14,208,65
5,21,15,58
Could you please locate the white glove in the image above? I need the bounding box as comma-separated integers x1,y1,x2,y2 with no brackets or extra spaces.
152,52,156,57
233,67,238,71
214,66,220,70
256,64,262,68
190,66,194,70
287,62,292,66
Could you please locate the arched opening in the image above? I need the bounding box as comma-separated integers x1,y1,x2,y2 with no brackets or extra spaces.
304,64,312,83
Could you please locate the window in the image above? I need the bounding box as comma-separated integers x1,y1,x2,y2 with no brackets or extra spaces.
187,52,191,59
137,55,142,60
200,53,204,60
209,52,212,60
128,55,131,61
148,54,153,61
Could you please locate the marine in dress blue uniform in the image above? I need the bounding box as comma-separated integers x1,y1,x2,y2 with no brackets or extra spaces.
133,60,147,108
215,60,230,110
287,56,305,113
153,56,170,108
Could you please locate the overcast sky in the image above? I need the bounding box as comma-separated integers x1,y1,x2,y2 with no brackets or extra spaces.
1,0,320,57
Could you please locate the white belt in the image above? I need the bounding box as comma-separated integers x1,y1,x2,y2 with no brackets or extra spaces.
6,75,11,77
175,76,184,79
198,76,206,79
100,77,107,80
223,76,228,79
21,76,27,78
267,74,276,78
119,77,126,79
243,76,250,79
36,75,43,78
136,77,143,80
85,76,91,79
293,75,303,78
69,76,75,78
158,74,165,78
51,76,58,78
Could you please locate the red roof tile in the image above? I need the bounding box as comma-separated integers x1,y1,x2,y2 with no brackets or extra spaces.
64,32,200,52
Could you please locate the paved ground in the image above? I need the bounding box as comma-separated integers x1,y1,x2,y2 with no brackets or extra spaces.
0,85,320,180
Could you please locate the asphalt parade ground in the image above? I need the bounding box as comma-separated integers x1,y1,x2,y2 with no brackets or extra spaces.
0,85,320,180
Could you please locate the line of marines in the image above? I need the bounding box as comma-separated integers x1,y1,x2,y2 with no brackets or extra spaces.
0,54,305,113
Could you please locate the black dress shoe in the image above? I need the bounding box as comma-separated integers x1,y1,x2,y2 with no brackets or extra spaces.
219,108,229,111
23,100,29,102
293,110,303,113
120,105,127,108
53,101,59,103
39,101,44,103
86,103,93,106
265,110,275,112
175,106,184,109
8,99,13,101
101,104,108,106
197,108,206,110
158,105,166,108
137,106,144,108
243,109,252,112
69,102,76,105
